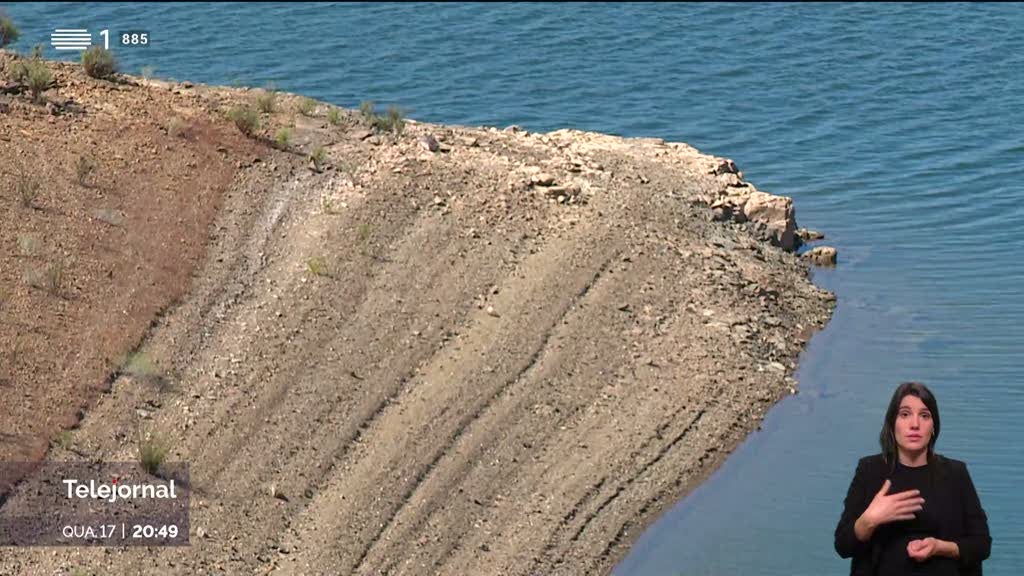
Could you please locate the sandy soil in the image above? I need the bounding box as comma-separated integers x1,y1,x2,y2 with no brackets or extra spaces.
0,53,256,471
0,54,834,575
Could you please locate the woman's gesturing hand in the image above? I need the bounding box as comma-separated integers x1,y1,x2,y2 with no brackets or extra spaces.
863,479,925,527
908,537,938,561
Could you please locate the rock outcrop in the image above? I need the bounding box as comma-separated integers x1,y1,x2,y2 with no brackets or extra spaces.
706,159,799,251
802,246,838,267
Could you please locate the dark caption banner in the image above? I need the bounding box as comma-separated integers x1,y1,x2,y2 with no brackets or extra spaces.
0,462,189,546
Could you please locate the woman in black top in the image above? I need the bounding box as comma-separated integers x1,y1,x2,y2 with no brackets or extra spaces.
834,382,992,575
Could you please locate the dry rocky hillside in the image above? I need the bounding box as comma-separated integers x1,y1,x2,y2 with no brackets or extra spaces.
1,53,835,575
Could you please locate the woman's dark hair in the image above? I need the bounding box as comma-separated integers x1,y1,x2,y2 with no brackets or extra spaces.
880,381,941,468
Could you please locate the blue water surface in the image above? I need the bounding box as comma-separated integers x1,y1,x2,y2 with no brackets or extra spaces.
4,3,1022,574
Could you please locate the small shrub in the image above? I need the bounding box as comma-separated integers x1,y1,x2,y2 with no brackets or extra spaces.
359,100,375,123
296,97,317,117
321,194,341,215
121,351,160,380
26,60,52,103
17,234,41,257
274,127,292,149
16,172,40,208
45,261,63,295
140,65,155,80
335,158,355,174
6,338,19,364
227,104,259,136
55,430,73,450
138,432,167,476
91,208,124,227
383,105,405,139
327,108,342,126
23,267,43,289
0,12,18,49
167,117,187,137
306,256,329,277
365,104,405,140
7,60,28,83
30,44,44,59
310,146,327,171
75,156,96,186
81,46,118,79
356,222,371,244
256,86,277,113
25,260,63,295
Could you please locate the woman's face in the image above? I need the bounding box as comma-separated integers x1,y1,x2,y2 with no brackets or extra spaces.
894,394,934,455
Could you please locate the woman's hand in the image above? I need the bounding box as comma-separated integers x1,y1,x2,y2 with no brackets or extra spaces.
908,537,937,561
865,479,925,525
857,479,925,536
909,538,961,561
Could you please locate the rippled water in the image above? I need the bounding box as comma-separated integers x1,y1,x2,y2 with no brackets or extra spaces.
6,3,1023,574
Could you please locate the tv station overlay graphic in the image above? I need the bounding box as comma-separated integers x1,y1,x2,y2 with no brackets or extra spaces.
0,462,189,546
49,28,149,51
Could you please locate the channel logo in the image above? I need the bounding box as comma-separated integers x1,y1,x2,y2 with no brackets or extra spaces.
50,28,92,51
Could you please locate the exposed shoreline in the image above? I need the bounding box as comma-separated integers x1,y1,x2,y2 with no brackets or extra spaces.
1,56,835,575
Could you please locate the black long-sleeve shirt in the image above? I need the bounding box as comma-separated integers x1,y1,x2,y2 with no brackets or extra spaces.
835,453,991,576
